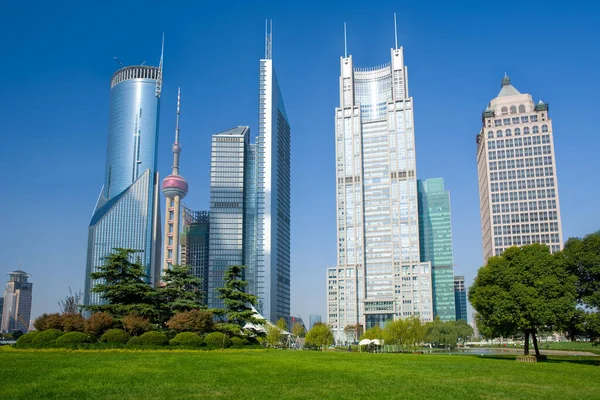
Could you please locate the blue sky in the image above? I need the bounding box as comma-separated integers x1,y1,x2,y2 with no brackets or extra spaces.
0,1,598,323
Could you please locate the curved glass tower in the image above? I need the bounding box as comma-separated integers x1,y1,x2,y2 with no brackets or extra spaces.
84,63,163,307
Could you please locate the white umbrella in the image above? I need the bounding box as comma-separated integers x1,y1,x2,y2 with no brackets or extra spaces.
359,339,372,345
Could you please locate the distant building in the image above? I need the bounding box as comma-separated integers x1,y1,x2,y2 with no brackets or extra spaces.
418,178,456,321
180,208,210,303
0,297,3,326
476,76,563,264
290,315,306,332
309,315,321,330
1,270,33,333
454,276,468,322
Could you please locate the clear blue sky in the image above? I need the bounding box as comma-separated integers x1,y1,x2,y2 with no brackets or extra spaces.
1,1,598,322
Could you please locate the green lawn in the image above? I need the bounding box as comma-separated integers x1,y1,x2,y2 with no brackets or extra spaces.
1,348,599,399
544,341,600,353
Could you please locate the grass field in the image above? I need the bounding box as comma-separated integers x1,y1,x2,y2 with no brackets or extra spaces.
1,348,599,399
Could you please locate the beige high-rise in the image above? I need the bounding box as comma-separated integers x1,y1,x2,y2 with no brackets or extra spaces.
476,76,563,264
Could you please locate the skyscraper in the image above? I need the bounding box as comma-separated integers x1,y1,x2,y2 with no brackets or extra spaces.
454,275,467,322
180,208,210,302
162,88,189,272
476,76,563,263
309,314,322,330
208,126,251,310
85,46,164,306
418,178,456,321
256,23,291,323
1,270,33,333
327,38,432,342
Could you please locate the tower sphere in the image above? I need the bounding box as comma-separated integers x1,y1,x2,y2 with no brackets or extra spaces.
162,174,188,199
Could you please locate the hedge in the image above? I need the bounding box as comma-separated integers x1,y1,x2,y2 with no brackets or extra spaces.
170,332,203,347
204,332,231,349
56,332,95,347
14,331,39,348
31,329,64,347
138,331,168,346
100,329,131,344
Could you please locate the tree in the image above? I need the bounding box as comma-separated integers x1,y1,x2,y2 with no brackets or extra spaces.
84,312,115,337
156,265,204,324
292,322,305,338
121,314,152,336
83,248,156,319
58,287,83,315
560,232,600,344
213,265,263,337
265,324,284,347
305,322,333,350
276,318,288,332
360,324,384,340
384,319,410,349
166,309,214,333
454,320,474,347
34,313,63,331
469,244,577,356
344,323,363,343
60,313,85,332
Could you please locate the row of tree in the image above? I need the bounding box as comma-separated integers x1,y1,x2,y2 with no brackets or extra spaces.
470,232,600,356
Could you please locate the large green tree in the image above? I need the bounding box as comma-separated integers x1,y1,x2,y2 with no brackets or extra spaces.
305,322,333,349
156,264,204,324
83,248,156,318
213,265,263,337
469,244,577,356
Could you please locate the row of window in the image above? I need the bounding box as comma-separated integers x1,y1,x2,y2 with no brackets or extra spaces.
489,145,552,160
489,167,554,181
494,222,560,235
494,233,560,247
495,113,539,126
488,125,549,139
487,134,551,149
492,202,559,216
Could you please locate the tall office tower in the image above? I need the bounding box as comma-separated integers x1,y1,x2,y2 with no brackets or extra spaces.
327,41,433,341
308,314,321,330
85,46,164,306
256,23,291,323
208,126,251,310
180,208,210,302
476,76,563,263
418,178,456,321
1,270,33,333
162,88,189,272
454,275,467,322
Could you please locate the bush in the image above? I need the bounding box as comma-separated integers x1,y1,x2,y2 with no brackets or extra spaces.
14,331,39,348
34,313,63,331
230,337,248,349
100,329,131,344
127,336,142,346
204,332,231,349
31,329,64,347
170,332,203,347
122,314,152,336
138,331,168,346
61,313,85,332
56,332,94,347
84,312,114,337
166,310,214,333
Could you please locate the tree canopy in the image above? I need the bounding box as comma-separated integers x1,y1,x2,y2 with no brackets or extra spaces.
305,322,333,349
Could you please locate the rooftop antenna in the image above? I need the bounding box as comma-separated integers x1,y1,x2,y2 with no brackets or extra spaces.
113,56,124,67
344,22,347,58
156,33,164,98
394,13,398,49
141,61,146,66
265,19,273,60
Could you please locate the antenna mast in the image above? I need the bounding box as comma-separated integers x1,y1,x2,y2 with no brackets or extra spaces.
394,13,398,49
265,19,273,60
344,22,347,58
156,33,164,98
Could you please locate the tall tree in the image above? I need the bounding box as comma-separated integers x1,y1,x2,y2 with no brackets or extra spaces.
156,264,204,324
469,244,577,356
344,323,363,343
292,322,305,338
276,318,288,332
58,287,83,314
83,248,156,318
213,265,263,337
305,322,333,350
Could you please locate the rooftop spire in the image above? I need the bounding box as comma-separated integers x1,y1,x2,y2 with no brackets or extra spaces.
265,19,273,60
344,22,347,58
156,33,164,98
501,74,511,87
172,87,181,174
394,13,398,50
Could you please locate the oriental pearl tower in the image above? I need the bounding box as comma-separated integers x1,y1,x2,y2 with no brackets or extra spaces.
162,88,188,272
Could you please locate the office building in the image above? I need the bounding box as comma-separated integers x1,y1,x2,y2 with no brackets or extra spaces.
85,47,164,306
454,275,467,322
309,314,322,330
255,23,292,323
1,270,33,333
181,208,210,303
418,178,456,321
327,40,433,342
162,88,189,272
476,76,563,264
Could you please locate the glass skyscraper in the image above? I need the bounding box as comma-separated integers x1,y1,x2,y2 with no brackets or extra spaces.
1,270,33,333
327,44,433,342
181,208,210,303
454,275,468,322
476,76,563,263
418,178,456,321
85,62,163,306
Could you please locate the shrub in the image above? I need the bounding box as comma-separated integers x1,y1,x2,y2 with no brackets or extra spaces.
100,329,131,344
14,331,39,348
56,332,94,347
122,314,152,336
230,337,248,349
61,313,85,332
84,312,114,337
127,336,142,346
170,332,203,347
31,329,64,347
204,332,231,349
166,309,214,333
34,313,63,331
138,331,168,346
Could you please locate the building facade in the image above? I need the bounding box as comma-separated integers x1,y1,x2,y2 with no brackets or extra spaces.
181,208,210,302
85,60,163,306
308,314,321,330
418,178,456,321
454,275,467,322
476,76,563,264
255,32,292,323
1,270,33,333
327,44,433,342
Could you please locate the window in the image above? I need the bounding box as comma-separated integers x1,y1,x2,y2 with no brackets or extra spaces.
542,124,548,132
510,106,517,114
512,117,520,124
495,119,502,127
533,126,539,133
505,129,512,136
521,115,529,123
524,127,530,134
503,118,511,125
496,130,503,137
488,130,494,138
514,128,521,135
531,115,538,122
519,104,526,113
501,107,508,115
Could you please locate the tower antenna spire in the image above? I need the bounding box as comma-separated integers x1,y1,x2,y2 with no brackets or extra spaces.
156,33,164,98
173,87,181,173
344,22,347,58
265,19,273,60
394,13,398,49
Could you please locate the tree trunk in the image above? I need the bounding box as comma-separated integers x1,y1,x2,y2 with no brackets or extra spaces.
523,330,530,355
532,331,540,357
